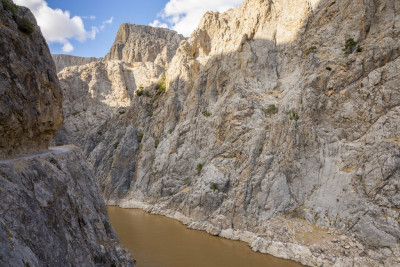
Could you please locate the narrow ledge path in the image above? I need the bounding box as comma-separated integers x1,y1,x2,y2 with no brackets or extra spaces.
0,146,70,164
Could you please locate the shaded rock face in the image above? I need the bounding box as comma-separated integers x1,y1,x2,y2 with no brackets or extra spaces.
0,0,63,159
52,54,101,72
0,146,133,266
105,24,186,66
0,1,134,266
56,0,400,265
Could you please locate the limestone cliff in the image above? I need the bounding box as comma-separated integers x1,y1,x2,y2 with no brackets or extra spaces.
0,0,62,159
55,0,400,266
0,146,133,266
105,24,185,66
52,54,100,72
0,1,133,265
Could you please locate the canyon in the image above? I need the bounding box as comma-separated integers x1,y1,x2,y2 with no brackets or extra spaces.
1,0,399,266
0,0,133,265
52,0,400,266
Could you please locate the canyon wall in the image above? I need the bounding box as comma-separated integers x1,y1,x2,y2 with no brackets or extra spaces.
0,0,62,159
0,1,133,265
52,54,100,72
55,0,400,266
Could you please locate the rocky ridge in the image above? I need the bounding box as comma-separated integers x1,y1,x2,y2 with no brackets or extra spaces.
105,23,185,66
0,1,133,265
52,54,100,72
55,0,400,266
0,0,62,159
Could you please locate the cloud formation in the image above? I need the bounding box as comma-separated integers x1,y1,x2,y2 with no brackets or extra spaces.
13,0,112,53
150,0,242,37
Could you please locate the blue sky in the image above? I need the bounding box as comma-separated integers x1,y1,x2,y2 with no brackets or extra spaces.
13,0,243,58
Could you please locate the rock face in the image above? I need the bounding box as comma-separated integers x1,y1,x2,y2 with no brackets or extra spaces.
0,0,63,159
0,146,133,266
55,0,400,266
52,54,100,72
0,1,134,265
105,24,185,66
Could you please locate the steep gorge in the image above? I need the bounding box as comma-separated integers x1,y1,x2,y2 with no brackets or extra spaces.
0,1,133,265
54,0,400,266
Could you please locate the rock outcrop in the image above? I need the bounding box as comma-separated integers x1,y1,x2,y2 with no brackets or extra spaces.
105,24,185,66
0,146,133,266
0,0,63,159
0,1,134,265
55,0,400,266
52,54,100,72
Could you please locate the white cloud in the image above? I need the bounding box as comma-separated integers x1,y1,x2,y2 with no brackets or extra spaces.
13,0,112,53
150,0,243,37
100,16,113,30
62,42,74,53
149,20,168,29
82,15,96,20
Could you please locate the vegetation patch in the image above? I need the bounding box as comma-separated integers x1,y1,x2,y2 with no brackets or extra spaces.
265,104,277,116
136,88,144,96
326,66,332,71
137,131,143,143
154,138,160,148
97,130,102,135
113,142,119,149
306,45,317,55
168,128,174,134
196,163,204,175
210,183,218,192
288,111,300,121
343,38,362,54
155,76,166,95
2,0,18,16
17,18,35,34
202,111,212,117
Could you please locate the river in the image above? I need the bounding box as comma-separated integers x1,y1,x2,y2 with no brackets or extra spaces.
108,206,303,267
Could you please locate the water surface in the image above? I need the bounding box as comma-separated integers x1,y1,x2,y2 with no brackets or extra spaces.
108,206,303,267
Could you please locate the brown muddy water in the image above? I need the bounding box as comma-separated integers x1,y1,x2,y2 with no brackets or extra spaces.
108,206,303,267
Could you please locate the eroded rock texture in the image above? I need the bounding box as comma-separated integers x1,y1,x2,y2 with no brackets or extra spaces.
55,0,400,266
0,0,63,159
105,24,185,66
0,1,134,265
52,54,101,72
0,146,133,266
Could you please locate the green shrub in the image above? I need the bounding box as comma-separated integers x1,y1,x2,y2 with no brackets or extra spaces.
148,112,153,117
343,38,357,53
93,112,97,116
144,91,151,97
168,128,174,134
17,18,35,34
356,45,363,53
97,130,102,135
119,110,126,115
113,142,119,149
72,111,79,116
137,131,143,143
2,0,18,15
196,163,204,175
306,46,317,55
210,183,218,192
289,112,300,121
155,76,166,94
154,138,160,148
136,88,143,96
326,66,332,71
202,111,212,117
265,104,277,116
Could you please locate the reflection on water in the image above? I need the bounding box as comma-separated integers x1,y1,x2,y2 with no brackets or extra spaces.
107,206,303,267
